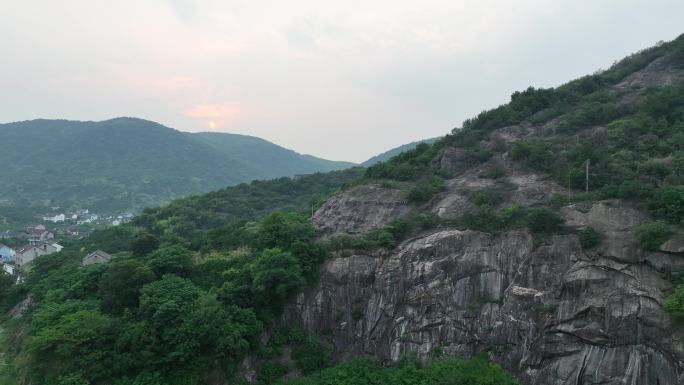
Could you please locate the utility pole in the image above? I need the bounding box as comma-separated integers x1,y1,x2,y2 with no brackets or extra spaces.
585,159,590,193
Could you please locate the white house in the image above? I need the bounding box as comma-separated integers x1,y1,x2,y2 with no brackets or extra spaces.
43,213,66,223
2,263,14,275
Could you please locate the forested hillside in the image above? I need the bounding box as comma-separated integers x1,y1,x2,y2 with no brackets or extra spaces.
3,35,684,385
360,137,440,167
0,118,354,213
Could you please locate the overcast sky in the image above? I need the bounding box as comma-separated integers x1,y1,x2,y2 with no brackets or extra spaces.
1,1,682,162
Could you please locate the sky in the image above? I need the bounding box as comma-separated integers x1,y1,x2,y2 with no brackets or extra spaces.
1,1,683,163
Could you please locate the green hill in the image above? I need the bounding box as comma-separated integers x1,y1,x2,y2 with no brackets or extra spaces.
360,137,440,167
4,34,684,385
0,118,355,213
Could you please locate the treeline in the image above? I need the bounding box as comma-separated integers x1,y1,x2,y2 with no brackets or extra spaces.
278,356,517,385
133,167,364,239
20,212,326,385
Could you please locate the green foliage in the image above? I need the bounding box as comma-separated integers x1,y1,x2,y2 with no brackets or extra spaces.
131,233,160,257
0,118,355,214
510,139,555,172
365,143,440,181
637,221,672,251
479,165,506,180
255,212,316,249
259,362,290,384
665,279,684,321
351,309,364,321
98,259,155,315
291,337,333,374
463,86,556,132
250,248,306,309
578,227,601,249
135,167,363,239
468,187,506,207
406,176,445,203
454,205,563,235
326,212,440,252
549,193,570,208
649,186,684,225
144,245,194,277
279,356,518,385
327,205,565,254
19,210,324,384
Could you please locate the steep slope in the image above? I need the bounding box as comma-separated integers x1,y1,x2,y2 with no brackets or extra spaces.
0,118,354,212
285,34,684,385
361,137,440,167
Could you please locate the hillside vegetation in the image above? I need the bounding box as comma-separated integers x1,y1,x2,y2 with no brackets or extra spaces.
360,137,440,167
4,35,684,385
0,118,354,213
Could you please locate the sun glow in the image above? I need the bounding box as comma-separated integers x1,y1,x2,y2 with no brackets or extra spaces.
208,121,217,129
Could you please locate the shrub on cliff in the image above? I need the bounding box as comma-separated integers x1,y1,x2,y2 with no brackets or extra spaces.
637,221,671,251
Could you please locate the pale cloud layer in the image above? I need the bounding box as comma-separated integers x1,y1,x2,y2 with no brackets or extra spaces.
1,0,682,162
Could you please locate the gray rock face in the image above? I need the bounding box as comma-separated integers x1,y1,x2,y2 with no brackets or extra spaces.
283,200,684,385
313,184,411,236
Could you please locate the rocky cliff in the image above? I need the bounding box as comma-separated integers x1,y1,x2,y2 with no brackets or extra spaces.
252,36,684,385
287,192,684,385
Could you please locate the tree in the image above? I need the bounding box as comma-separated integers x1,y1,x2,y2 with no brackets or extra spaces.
145,245,193,277
256,211,316,250
131,233,160,257
650,186,684,225
250,248,305,308
98,259,155,315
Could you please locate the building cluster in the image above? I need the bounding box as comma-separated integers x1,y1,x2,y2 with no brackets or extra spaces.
1,224,114,279
41,208,134,226
0,225,63,272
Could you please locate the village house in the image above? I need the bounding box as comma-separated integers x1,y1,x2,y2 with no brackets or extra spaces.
42,213,66,223
2,263,14,275
0,243,16,263
26,225,55,245
82,250,112,266
15,242,63,267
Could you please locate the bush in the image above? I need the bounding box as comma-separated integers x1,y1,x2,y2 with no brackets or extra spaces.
665,279,684,321
578,227,601,249
469,188,506,207
523,208,564,234
406,176,445,203
279,356,518,385
292,337,332,374
637,221,671,251
131,232,160,257
649,186,684,225
479,166,506,180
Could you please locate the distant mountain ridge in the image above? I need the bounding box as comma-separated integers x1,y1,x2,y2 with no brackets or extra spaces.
0,117,355,212
361,137,441,167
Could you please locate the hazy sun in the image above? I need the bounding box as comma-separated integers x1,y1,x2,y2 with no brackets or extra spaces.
208,121,217,129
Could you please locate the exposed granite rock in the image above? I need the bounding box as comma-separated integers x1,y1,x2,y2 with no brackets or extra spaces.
8,296,32,320
282,201,684,385
661,236,684,254
562,200,648,261
312,184,411,236
507,173,564,206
